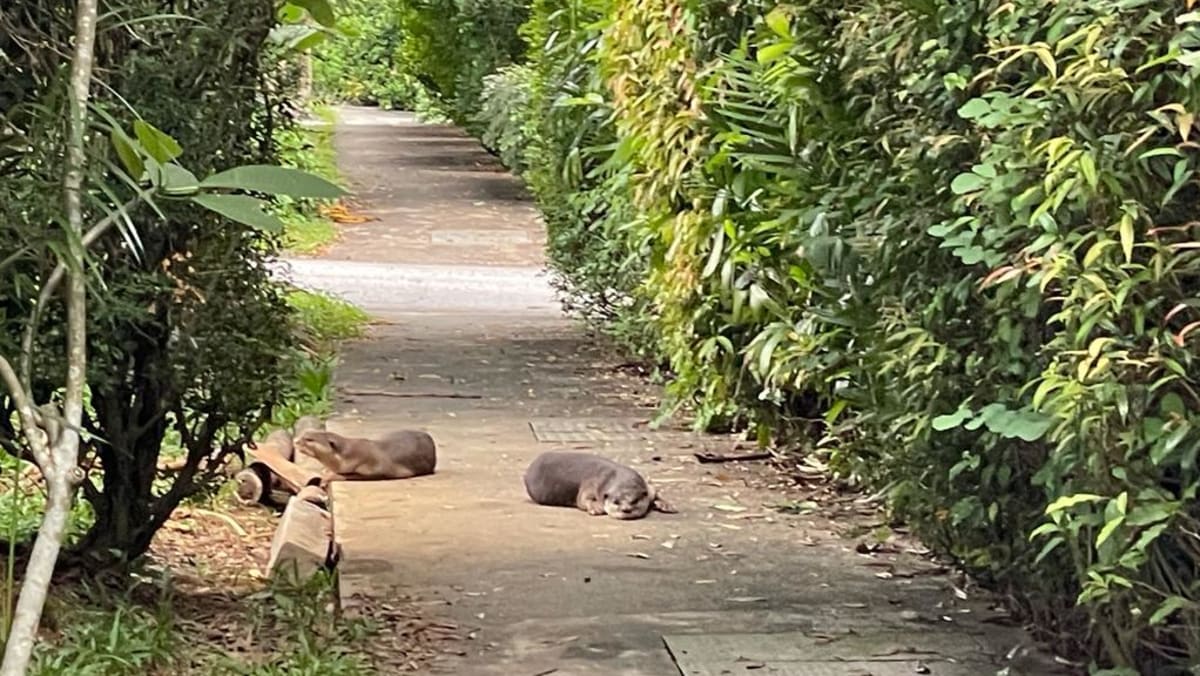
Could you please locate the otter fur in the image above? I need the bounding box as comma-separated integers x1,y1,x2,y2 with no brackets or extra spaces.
295,429,436,482
523,451,675,520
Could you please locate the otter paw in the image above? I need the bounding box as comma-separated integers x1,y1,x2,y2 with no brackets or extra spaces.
652,497,678,514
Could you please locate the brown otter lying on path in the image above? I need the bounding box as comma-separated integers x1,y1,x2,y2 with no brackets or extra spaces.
295,429,437,483
523,451,676,520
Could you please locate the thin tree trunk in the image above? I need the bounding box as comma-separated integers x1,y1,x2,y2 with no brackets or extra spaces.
0,0,98,671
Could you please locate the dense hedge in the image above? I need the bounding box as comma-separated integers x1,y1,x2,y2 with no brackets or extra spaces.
322,0,1200,670
1,1,297,561
313,0,527,126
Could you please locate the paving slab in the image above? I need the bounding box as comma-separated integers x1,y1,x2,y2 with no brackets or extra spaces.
285,106,1055,676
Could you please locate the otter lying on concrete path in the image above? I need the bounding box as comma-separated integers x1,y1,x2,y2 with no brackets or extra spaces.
295,429,437,483
523,451,676,520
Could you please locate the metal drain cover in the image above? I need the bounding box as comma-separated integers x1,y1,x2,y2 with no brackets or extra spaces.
663,633,987,676
528,418,648,443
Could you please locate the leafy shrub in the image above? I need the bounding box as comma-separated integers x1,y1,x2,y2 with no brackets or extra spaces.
459,0,1200,670
475,64,537,171
0,0,300,564
313,0,528,125
310,0,433,110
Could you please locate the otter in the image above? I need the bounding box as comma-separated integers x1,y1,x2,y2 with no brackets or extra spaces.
294,429,437,483
293,415,325,437
523,451,676,520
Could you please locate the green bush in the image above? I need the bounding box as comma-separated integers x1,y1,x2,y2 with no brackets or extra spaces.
469,0,1200,670
0,0,300,563
313,0,528,124
311,0,433,110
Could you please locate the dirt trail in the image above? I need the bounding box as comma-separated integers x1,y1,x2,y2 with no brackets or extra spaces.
281,106,1053,676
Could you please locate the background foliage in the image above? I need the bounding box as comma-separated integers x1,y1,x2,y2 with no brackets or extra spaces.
324,0,1200,670
313,0,528,127
0,0,308,563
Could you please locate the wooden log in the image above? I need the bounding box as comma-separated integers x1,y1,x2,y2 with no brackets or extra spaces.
234,466,270,505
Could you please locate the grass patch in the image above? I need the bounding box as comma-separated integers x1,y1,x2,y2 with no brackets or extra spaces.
31,569,379,675
277,105,342,255
268,288,369,428
287,289,370,348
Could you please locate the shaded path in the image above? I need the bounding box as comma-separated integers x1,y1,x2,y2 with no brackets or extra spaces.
281,106,1050,675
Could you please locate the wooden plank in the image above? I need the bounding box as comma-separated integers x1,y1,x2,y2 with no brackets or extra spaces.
267,497,333,581
247,443,321,493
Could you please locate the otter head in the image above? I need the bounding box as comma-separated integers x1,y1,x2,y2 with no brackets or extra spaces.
295,430,340,463
602,482,654,520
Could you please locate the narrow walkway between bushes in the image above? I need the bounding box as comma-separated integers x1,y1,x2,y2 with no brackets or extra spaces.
281,106,1055,676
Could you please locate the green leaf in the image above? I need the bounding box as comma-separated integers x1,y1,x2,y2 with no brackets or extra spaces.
957,98,991,120
1078,153,1098,189
764,8,790,38
1033,536,1064,563
288,0,336,27
190,194,283,233
1046,493,1104,514
932,407,971,431
277,3,305,22
950,172,985,195
1160,392,1185,417
1118,213,1135,263
757,330,785,375
159,164,200,196
990,410,1053,442
1149,597,1191,626
1095,515,1123,547
200,165,344,199
133,120,182,163
1125,503,1174,527
756,41,792,65
111,130,144,180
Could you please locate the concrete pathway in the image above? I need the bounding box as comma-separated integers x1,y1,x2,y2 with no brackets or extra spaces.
281,106,1058,676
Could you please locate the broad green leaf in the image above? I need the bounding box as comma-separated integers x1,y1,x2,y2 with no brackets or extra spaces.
277,3,305,22
200,165,344,199
950,172,984,195
111,130,144,179
932,407,971,431
288,0,336,27
133,120,182,163
764,8,790,38
190,194,283,233
1046,493,1104,514
1125,503,1174,527
957,98,990,120
159,164,200,196
1160,392,1185,417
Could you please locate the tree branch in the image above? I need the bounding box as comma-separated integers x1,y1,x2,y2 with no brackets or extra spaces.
0,0,99,671
0,356,50,472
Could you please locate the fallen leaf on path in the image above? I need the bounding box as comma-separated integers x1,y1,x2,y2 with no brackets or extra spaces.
726,596,768,603
693,579,717,585
626,552,650,559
